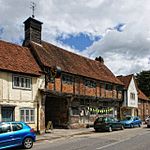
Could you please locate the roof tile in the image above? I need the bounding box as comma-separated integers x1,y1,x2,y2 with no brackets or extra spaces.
0,40,41,76
117,75,133,89
30,41,123,85
138,89,149,101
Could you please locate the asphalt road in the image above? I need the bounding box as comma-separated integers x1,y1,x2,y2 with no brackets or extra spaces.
32,126,150,150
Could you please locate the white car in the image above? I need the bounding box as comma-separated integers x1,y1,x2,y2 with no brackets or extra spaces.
145,116,150,124
147,117,150,128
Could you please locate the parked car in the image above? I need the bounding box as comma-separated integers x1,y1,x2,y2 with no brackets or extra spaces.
120,116,142,128
147,117,150,128
145,116,150,124
94,116,124,132
0,122,36,149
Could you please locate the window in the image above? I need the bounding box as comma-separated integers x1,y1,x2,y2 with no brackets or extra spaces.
71,107,80,115
84,79,97,88
1,107,14,122
105,84,113,91
12,123,23,131
0,123,11,134
138,100,142,104
20,108,35,123
62,74,74,85
146,109,149,115
116,86,122,91
13,75,32,90
130,93,135,100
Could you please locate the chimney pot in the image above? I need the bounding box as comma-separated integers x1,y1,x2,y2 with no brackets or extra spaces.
95,56,104,64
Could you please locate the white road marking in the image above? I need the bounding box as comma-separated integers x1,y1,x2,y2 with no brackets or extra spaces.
96,138,131,150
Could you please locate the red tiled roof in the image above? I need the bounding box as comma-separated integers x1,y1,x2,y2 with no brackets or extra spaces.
30,41,123,85
138,89,149,101
0,40,41,76
117,75,133,89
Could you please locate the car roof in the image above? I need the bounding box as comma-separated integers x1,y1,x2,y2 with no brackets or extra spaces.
0,121,25,124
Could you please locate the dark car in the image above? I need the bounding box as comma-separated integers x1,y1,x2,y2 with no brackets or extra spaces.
94,116,124,132
0,122,36,150
120,116,142,128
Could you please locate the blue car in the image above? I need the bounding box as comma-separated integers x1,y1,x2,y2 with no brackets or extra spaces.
120,116,142,128
0,122,36,149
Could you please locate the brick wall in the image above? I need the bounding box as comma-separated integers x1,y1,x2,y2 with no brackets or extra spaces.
138,100,150,121
47,74,122,100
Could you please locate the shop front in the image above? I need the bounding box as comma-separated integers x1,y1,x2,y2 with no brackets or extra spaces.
43,91,122,129
69,97,121,128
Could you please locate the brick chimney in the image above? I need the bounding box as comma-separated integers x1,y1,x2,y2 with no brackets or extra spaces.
23,17,43,45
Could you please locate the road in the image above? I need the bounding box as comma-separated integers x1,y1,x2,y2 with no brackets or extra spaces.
32,126,150,150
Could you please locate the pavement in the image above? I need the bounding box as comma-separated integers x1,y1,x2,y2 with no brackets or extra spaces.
36,123,147,142
36,127,95,142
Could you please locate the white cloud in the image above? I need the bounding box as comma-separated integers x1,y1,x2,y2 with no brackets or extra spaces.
0,0,150,75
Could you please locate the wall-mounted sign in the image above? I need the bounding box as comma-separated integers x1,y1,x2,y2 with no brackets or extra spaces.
46,66,62,82
50,66,61,78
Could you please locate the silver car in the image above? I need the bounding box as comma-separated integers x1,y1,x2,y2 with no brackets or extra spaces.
145,116,150,124
147,117,150,128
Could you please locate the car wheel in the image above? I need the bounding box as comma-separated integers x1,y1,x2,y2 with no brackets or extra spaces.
121,125,124,130
23,137,33,149
108,126,112,132
138,124,141,127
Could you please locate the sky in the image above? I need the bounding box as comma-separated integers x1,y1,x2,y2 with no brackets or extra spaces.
0,0,150,75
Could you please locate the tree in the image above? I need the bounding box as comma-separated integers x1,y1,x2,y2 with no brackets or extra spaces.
136,70,150,98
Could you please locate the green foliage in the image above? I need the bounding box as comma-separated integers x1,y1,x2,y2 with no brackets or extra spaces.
136,70,150,98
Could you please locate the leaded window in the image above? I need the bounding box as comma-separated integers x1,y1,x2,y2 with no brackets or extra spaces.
62,74,74,84
84,79,96,88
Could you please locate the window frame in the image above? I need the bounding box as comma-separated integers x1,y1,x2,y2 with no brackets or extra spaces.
20,108,35,123
11,123,23,131
105,84,113,91
130,92,135,100
84,79,97,88
62,74,74,85
12,74,32,90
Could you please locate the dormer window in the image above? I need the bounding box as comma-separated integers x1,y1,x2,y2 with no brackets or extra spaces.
13,75,32,90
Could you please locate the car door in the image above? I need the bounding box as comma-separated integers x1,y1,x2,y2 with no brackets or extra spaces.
109,118,117,129
11,122,24,146
134,117,141,126
0,122,13,148
111,118,120,129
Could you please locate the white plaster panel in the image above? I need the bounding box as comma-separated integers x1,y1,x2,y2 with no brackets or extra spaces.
21,90,32,101
2,72,9,100
127,77,138,108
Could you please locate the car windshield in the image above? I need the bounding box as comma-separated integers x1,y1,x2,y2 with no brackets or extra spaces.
96,117,107,123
